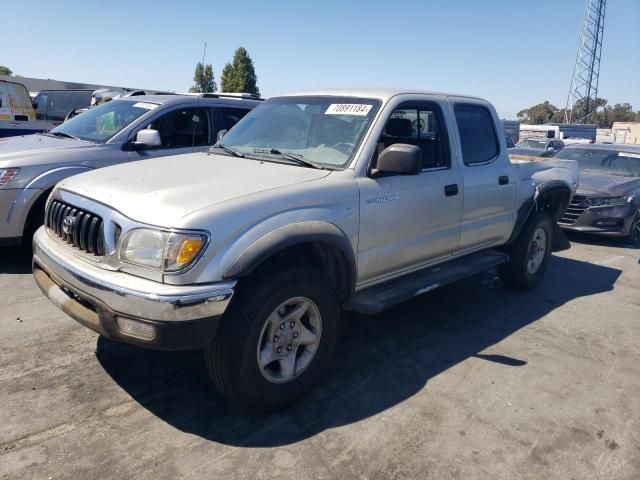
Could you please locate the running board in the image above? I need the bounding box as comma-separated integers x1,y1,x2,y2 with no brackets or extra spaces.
345,250,509,315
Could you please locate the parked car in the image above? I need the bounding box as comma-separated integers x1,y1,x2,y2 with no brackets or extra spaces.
509,138,565,158
501,119,520,146
0,93,260,246
556,144,640,244
0,79,51,137
32,88,578,412
32,89,93,124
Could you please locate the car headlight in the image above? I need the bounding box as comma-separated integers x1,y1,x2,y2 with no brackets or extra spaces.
118,228,207,271
0,168,20,187
586,196,631,207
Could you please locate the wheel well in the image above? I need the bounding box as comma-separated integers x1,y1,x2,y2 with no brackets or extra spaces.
23,188,52,236
537,188,571,222
246,242,353,300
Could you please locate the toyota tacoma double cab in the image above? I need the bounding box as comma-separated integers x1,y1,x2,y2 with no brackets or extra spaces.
33,89,579,412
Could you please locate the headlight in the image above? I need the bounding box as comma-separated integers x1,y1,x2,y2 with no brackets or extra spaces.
0,168,20,187
586,196,631,207
119,228,207,271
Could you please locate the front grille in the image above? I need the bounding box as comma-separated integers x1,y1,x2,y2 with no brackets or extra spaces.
559,194,588,225
45,200,105,255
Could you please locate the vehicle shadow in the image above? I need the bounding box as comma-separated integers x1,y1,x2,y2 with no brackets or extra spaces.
97,255,621,448
0,248,32,274
566,231,639,250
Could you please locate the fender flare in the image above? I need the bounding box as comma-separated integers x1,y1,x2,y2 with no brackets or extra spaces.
223,221,357,289
25,165,94,190
507,180,572,251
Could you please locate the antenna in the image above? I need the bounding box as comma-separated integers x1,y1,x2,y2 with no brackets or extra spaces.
201,42,207,65
564,0,607,124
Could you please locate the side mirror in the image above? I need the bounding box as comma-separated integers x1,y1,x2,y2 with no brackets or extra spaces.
371,144,421,177
124,129,162,151
216,129,228,142
547,146,554,151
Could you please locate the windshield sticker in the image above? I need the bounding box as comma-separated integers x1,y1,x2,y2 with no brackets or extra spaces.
325,104,372,116
133,102,158,110
620,152,640,159
192,114,200,123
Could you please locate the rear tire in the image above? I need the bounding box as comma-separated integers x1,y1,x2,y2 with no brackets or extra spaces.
206,267,340,413
499,211,553,290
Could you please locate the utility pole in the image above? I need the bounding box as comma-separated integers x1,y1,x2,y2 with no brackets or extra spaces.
564,0,607,124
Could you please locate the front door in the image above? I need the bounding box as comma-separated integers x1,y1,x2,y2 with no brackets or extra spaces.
356,100,463,285
128,106,212,160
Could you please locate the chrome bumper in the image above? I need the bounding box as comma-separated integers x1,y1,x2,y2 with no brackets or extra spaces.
32,227,235,349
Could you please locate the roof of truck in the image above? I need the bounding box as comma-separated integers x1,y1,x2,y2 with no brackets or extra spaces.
276,88,486,102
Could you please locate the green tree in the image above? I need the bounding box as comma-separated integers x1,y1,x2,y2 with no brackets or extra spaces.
517,101,558,125
220,47,260,95
0,65,13,76
188,62,217,93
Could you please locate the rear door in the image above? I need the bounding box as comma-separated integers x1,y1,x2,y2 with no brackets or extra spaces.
214,105,253,139
451,101,517,252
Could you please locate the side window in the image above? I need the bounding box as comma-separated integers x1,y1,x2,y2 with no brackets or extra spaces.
142,107,210,148
454,104,499,165
219,107,251,131
34,93,49,120
374,102,450,169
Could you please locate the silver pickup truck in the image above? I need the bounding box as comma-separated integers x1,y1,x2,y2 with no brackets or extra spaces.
33,89,579,412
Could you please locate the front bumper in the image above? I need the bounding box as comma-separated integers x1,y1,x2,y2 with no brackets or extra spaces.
32,227,235,350
559,200,636,237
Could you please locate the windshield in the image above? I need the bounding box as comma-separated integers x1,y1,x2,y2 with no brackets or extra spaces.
517,139,547,149
215,96,382,168
556,148,640,177
50,99,156,143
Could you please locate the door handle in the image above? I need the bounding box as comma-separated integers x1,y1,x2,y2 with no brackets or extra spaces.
444,184,459,197
498,175,509,185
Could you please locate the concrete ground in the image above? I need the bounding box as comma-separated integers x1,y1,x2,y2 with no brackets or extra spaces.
0,235,638,480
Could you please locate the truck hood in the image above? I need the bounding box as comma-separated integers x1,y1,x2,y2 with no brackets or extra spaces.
57,153,332,227
576,172,640,197
0,133,97,167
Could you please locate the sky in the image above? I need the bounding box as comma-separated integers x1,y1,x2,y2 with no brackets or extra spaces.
2,0,639,119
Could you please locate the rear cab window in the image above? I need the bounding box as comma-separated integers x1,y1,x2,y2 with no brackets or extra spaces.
454,104,500,165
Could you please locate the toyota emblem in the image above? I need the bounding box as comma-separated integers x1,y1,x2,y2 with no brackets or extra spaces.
62,216,76,235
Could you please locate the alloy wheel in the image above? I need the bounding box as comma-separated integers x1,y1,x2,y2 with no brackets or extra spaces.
256,296,323,384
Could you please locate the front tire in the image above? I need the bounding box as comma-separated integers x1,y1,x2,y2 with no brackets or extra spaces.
206,267,340,413
625,210,640,246
499,211,553,290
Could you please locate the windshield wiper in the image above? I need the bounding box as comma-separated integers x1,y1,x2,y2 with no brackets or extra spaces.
48,131,81,140
210,143,244,158
268,149,325,170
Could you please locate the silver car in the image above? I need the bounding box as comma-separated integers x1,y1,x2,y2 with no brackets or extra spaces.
0,93,260,246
